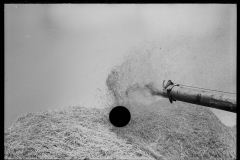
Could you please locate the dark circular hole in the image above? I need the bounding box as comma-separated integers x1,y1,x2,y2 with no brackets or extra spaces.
109,106,131,127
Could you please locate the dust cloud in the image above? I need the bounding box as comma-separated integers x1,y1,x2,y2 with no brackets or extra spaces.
105,43,169,111
105,39,236,127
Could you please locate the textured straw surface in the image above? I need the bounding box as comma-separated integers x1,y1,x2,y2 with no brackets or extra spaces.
5,100,236,160
4,106,156,159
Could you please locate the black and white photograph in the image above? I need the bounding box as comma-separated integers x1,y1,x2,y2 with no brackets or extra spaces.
4,4,236,160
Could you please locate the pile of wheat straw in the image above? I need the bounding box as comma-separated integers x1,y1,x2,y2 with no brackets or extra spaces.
4,106,156,159
110,99,236,160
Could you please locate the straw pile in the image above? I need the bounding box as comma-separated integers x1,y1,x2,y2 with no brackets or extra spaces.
4,106,156,159
4,99,236,160
111,99,236,160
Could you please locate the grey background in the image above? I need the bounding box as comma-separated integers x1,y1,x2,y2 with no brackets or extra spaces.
5,4,236,128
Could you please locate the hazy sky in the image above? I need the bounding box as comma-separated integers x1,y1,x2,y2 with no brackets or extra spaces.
5,4,236,128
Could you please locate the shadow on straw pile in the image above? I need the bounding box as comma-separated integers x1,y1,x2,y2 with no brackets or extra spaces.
110,99,236,160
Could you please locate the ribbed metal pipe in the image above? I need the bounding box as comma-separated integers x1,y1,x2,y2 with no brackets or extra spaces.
167,85,236,113
145,80,236,113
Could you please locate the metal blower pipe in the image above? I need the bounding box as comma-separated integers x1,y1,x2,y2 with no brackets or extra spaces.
147,80,236,113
